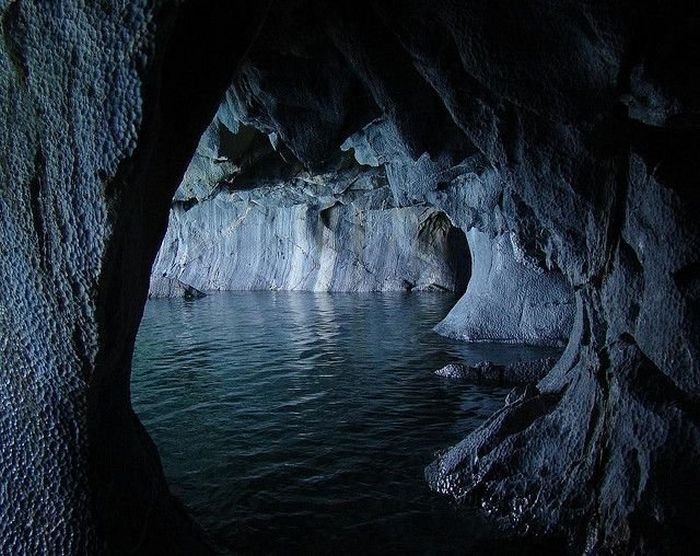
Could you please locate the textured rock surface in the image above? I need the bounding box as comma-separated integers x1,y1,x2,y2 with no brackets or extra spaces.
435,358,558,386
150,166,469,295
2,1,699,554
435,230,573,346
0,1,268,553
341,120,576,347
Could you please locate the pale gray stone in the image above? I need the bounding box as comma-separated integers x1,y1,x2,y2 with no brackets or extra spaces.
151,169,468,296
434,230,573,346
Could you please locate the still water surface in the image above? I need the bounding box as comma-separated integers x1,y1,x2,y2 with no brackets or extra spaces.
132,292,556,554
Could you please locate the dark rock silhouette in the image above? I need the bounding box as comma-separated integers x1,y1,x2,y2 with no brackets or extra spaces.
1,1,698,554
435,358,558,386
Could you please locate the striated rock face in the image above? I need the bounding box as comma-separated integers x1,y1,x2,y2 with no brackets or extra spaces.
150,109,473,297
2,1,699,554
152,96,473,298
150,173,468,295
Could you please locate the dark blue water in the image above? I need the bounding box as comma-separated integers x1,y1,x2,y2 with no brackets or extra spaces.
132,292,557,555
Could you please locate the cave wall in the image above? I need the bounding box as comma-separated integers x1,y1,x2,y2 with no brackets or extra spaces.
0,2,124,550
150,174,469,295
1,1,699,554
340,116,577,346
155,89,573,343
151,110,469,295
0,0,269,553
435,230,573,346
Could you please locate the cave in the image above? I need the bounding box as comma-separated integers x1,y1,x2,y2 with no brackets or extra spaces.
129,73,572,553
148,119,473,297
1,1,699,555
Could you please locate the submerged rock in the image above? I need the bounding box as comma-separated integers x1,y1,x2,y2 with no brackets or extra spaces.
150,278,208,300
435,358,557,386
183,283,207,301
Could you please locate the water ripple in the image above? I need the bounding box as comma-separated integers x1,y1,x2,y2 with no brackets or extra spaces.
132,291,559,555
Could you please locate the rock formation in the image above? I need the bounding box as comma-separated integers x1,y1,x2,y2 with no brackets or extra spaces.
2,1,698,554
151,93,572,350
150,149,470,296
0,1,270,553
435,230,573,346
435,358,558,386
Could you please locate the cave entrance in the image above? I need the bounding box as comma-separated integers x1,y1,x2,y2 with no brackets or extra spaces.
129,89,574,553
131,100,495,553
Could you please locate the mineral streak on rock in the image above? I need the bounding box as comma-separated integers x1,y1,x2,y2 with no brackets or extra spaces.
150,163,470,296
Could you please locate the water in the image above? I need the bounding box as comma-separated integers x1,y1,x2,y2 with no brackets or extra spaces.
132,292,558,555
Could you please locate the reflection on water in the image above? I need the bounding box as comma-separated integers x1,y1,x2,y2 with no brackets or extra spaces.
132,292,558,555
